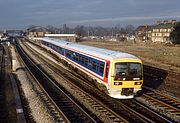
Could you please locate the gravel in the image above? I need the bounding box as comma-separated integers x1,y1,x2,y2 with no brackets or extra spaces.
11,46,55,123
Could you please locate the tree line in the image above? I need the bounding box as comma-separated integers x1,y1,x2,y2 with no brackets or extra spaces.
170,22,180,44
29,24,135,37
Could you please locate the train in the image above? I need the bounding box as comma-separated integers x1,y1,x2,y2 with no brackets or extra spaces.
39,38,143,99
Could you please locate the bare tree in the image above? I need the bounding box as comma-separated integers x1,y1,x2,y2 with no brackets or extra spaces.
125,24,135,35
74,25,86,37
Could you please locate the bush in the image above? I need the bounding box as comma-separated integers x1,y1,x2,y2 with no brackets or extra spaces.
170,22,180,44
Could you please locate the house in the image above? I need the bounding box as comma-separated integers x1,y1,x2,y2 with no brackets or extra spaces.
135,25,149,41
27,26,51,38
136,20,177,43
150,20,176,43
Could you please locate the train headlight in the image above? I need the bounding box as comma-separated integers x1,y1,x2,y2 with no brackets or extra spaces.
134,82,142,85
114,82,122,85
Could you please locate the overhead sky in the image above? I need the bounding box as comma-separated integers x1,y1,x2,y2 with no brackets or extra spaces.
0,0,180,29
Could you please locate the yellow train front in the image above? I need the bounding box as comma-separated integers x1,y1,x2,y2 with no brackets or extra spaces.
107,58,143,99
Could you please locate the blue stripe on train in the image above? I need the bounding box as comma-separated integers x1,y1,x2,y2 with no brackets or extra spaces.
42,41,105,77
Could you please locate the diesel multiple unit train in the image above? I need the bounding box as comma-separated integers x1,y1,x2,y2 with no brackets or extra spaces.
40,38,143,99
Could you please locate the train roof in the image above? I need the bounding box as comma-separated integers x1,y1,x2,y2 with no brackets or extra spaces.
42,38,140,61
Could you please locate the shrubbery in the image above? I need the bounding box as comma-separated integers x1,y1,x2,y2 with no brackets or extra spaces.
170,22,180,44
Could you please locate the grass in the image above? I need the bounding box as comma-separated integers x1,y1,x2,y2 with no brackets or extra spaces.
80,41,180,73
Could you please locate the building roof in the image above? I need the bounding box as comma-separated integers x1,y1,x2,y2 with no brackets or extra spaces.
27,26,50,32
153,23,175,29
136,21,178,32
136,25,149,32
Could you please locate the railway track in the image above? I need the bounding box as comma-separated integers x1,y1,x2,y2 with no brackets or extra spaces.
143,65,180,86
135,86,180,122
142,64,180,122
143,65,168,79
15,40,102,123
21,39,174,123
143,87,180,109
18,38,129,123
0,45,7,122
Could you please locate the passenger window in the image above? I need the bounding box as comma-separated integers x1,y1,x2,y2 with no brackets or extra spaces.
59,47,62,53
79,56,81,62
66,51,71,57
88,60,92,67
76,55,79,61
85,58,88,65
92,61,96,70
99,63,104,73
82,57,85,64
73,52,76,59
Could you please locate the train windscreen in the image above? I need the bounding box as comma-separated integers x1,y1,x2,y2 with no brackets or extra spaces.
114,62,142,81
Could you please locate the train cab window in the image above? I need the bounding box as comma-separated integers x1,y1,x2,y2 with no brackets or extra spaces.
114,63,128,80
129,63,142,76
114,62,142,81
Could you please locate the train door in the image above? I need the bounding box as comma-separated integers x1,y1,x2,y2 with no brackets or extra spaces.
104,61,110,83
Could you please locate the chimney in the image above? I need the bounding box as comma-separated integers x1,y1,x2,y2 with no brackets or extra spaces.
172,19,176,24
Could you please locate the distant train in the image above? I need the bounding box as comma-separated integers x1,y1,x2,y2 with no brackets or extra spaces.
40,38,143,99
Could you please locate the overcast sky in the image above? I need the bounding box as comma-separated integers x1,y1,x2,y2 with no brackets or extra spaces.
0,0,180,29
